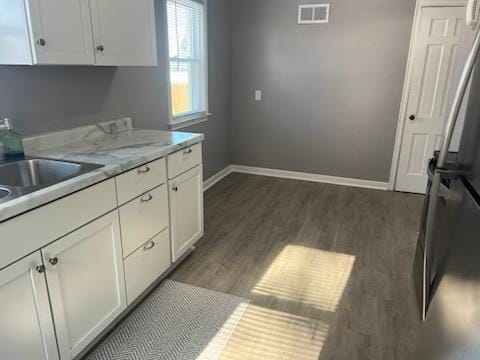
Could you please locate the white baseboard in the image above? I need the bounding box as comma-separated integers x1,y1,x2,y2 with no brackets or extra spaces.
231,165,390,191
203,165,234,191
203,164,390,191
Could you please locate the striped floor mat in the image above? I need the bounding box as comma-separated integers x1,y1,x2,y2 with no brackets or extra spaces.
86,280,249,360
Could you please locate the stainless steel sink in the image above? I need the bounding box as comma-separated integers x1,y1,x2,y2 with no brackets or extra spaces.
0,157,103,204
0,159,87,188
0,188,9,199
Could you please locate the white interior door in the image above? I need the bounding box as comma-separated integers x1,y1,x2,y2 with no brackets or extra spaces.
89,0,157,66
396,6,473,193
26,0,95,65
43,211,126,359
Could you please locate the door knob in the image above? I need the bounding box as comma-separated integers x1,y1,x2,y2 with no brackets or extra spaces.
49,257,58,266
35,265,46,274
409,115,416,121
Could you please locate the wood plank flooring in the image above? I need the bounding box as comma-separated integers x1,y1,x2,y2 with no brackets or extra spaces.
169,173,424,360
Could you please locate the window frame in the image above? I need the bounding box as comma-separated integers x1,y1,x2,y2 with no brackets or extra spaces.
164,0,210,130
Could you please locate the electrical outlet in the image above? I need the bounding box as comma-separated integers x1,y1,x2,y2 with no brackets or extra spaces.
255,90,262,101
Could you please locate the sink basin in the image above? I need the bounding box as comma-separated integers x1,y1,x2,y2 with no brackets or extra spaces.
0,188,9,199
0,157,103,205
0,159,86,188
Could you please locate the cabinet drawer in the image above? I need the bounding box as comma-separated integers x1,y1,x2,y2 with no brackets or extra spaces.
124,229,171,304
116,157,166,205
119,184,169,257
0,179,117,270
167,143,202,179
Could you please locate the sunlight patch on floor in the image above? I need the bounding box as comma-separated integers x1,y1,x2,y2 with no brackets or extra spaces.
251,245,355,312
198,302,249,360
221,304,329,360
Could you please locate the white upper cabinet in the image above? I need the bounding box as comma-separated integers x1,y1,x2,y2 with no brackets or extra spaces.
26,0,95,65
0,0,33,65
90,0,158,66
0,0,157,66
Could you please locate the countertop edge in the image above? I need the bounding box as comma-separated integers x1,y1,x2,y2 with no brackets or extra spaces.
0,135,203,223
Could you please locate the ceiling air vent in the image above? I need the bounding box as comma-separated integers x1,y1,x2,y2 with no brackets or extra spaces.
298,4,330,25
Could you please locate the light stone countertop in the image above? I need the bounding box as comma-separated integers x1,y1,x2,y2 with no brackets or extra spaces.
0,118,204,223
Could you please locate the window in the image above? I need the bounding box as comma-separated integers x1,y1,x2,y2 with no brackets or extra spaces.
166,0,208,127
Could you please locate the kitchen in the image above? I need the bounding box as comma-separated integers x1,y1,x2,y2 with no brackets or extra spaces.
1,0,480,359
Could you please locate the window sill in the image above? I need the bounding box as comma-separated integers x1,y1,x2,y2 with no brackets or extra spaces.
169,113,212,130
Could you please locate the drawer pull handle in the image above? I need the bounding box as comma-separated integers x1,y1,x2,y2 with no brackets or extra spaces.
49,257,58,266
137,166,151,174
141,194,153,202
143,241,155,251
183,148,193,155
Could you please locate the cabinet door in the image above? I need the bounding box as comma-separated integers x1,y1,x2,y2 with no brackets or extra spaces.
0,0,33,64
0,252,59,360
43,211,126,359
169,165,204,262
89,0,158,66
26,0,95,64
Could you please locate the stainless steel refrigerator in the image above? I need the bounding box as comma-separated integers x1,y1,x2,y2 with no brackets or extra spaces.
414,22,480,359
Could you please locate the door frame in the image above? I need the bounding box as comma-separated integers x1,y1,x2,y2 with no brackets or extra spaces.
388,0,468,191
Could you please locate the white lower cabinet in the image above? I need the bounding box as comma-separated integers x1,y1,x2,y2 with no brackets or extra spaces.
169,165,204,262
42,211,127,359
0,252,59,360
0,144,204,359
124,229,171,304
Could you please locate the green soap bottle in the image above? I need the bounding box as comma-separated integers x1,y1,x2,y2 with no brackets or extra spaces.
0,118,24,159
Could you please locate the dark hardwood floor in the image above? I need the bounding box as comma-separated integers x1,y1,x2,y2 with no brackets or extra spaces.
169,173,424,360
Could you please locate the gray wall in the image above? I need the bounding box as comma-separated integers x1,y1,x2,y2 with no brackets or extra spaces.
0,0,232,179
0,0,417,183
231,0,416,182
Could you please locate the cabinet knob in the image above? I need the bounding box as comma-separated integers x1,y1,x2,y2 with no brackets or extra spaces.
140,194,153,202
409,115,416,121
173,185,178,192
36,38,46,46
143,241,156,251
35,265,46,274
49,257,58,266
137,165,150,174
96,45,104,52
